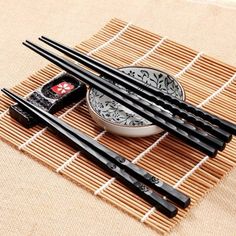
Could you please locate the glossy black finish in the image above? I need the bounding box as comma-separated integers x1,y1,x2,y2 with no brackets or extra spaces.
35,40,227,151
22,40,218,157
2,88,178,218
46,116,190,209
39,36,236,138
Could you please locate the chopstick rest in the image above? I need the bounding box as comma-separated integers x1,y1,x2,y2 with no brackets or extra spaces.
9,72,86,128
1,88,179,218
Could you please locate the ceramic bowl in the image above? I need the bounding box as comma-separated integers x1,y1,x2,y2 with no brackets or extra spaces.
86,66,185,138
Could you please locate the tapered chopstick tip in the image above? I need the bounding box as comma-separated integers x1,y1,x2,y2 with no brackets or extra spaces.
1,88,8,93
22,41,28,47
39,35,47,40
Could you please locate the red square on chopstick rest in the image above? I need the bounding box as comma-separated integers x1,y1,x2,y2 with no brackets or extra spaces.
51,82,75,95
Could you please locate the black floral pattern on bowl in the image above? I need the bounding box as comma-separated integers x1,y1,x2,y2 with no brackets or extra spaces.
89,67,184,127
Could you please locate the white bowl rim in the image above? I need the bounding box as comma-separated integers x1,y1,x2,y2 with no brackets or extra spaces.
86,66,186,129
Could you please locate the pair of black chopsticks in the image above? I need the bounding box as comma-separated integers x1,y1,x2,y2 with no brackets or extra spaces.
39,36,235,140
1,88,190,218
19,37,236,158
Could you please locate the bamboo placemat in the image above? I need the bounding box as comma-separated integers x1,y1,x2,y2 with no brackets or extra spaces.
0,18,236,235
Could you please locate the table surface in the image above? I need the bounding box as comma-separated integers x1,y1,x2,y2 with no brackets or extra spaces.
0,0,236,235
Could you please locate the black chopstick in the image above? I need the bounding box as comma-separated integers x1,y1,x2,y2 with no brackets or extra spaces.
38,36,233,143
22,40,219,157
1,88,179,218
51,121,190,208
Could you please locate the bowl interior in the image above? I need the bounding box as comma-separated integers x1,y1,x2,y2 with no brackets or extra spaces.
88,66,185,127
